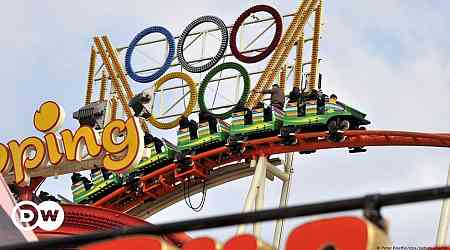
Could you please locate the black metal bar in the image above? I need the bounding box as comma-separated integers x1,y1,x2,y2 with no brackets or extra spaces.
3,185,450,250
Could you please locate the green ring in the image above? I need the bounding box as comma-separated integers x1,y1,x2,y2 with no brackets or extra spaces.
198,62,250,120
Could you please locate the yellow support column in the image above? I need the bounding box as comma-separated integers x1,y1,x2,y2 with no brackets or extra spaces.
254,0,318,106
246,0,312,108
247,0,319,108
101,36,134,101
110,96,118,120
93,37,133,118
85,46,96,105
101,36,150,133
308,0,322,92
99,70,107,101
294,32,304,89
280,65,286,93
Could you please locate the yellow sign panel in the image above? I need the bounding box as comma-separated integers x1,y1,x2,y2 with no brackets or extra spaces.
0,101,144,185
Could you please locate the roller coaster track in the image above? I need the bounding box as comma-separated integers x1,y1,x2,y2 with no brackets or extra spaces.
128,158,282,218
91,130,450,214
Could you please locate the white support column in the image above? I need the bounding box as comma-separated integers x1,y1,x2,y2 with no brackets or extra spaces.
253,157,267,238
237,157,267,235
273,153,294,249
267,162,289,182
436,163,450,246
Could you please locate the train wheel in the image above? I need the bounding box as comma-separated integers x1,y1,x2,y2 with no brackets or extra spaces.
226,136,237,146
237,135,248,144
280,127,289,137
339,120,350,131
327,119,338,131
285,136,298,145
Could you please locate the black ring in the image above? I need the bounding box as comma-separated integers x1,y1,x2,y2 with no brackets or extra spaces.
177,16,228,73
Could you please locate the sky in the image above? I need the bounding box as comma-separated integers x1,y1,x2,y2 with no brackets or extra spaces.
0,0,449,247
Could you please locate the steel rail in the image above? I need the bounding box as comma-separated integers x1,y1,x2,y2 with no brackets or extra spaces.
94,130,450,212
126,159,281,217
5,130,449,184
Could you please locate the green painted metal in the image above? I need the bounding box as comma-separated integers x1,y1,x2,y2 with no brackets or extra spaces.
128,142,176,175
177,121,229,152
71,97,370,205
230,107,284,136
282,101,370,127
72,173,122,204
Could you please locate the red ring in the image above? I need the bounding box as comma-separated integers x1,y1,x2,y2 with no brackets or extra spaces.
230,5,283,64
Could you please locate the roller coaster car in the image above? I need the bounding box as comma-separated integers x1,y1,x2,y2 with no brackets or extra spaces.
229,105,284,144
177,118,230,154
281,95,370,151
71,169,122,204
175,118,229,173
281,98,370,134
127,139,176,176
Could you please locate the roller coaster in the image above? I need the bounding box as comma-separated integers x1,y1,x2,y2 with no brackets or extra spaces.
3,0,450,249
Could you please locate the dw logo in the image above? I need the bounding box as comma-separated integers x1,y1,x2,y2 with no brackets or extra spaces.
10,200,64,231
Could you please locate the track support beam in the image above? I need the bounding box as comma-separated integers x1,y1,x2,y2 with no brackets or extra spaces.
237,157,268,236
436,163,450,246
273,153,294,249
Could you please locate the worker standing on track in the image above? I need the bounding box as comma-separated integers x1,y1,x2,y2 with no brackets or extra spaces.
255,84,285,110
129,87,154,119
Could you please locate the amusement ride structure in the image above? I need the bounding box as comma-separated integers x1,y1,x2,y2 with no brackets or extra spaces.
3,0,450,249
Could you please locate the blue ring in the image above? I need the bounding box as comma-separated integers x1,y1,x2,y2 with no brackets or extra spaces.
125,26,175,83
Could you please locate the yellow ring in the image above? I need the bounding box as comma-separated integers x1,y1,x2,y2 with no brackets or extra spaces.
148,72,197,129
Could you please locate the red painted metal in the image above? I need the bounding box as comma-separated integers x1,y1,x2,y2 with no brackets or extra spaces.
97,130,450,212
175,164,208,181
17,177,45,201
34,204,191,247
93,186,126,207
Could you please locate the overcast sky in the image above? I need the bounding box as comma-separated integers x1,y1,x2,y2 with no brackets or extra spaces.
1,0,449,247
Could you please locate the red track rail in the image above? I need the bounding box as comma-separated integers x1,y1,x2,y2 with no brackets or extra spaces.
92,130,450,212
34,204,191,247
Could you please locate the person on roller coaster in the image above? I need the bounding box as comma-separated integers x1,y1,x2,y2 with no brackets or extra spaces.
179,115,190,130
198,111,218,134
129,87,154,119
144,133,163,154
329,94,337,104
235,103,253,125
179,115,198,141
71,173,93,190
255,84,285,111
189,119,198,140
317,92,326,115
38,191,59,203
288,86,301,103
252,101,272,122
